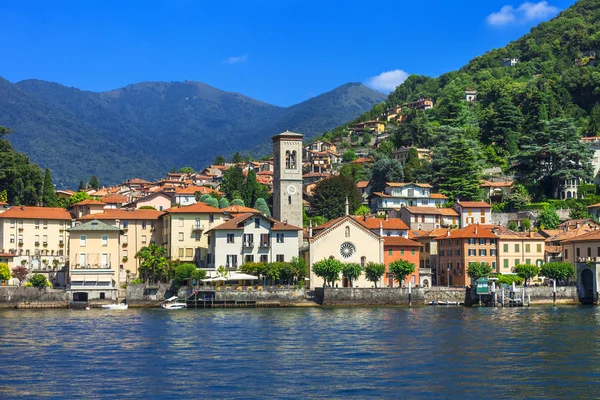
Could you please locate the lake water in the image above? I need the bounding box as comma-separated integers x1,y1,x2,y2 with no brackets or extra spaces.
2,306,600,399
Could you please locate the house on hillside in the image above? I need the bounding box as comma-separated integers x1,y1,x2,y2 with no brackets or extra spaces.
392,147,431,166
369,183,448,212
501,58,519,67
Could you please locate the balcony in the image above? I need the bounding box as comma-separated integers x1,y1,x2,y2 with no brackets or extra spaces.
259,242,270,248
72,263,112,270
419,268,432,275
243,241,254,248
122,242,128,248
191,225,204,232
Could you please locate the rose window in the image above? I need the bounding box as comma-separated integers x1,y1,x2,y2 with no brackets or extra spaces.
340,242,355,259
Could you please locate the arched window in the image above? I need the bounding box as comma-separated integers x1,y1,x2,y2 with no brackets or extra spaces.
285,151,291,169
361,256,366,267
290,150,297,169
288,196,292,205
345,226,350,237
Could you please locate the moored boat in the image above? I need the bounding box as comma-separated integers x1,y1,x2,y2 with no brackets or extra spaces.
161,296,187,310
101,303,128,310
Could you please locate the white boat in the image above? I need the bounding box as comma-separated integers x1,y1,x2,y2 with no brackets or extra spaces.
161,296,187,310
101,303,128,310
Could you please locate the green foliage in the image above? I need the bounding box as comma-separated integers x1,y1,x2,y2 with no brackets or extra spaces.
198,193,211,203
135,243,169,283
0,135,44,206
403,147,421,183
230,198,245,206
312,258,343,287
241,262,267,279
339,163,371,183
569,202,590,219
538,206,561,229
364,262,385,287
492,273,524,286
433,135,483,201
203,196,219,208
139,205,157,210
308,175,362,220
243,169,268,208
341,263,363,286
28,273,50,288
214,155,226,165
371,156,404,192
288,257,308,283
512,264,540,285
353,205,371,216
88,175,100,190
221,166,245,200
375,140,395,158
178,167,195,174
172,263,197,289
231,152,244,163
540,262,576,282
0,189,7,203
342,149,358,162
218,197,229,209
254,198,271,217
467,262,492,282
505,184,531,211
42,168,58,207
191,269,207,283
389,260,416,284
0,262,10,281
68,191,92,206
11,266,28,285
521,219,532,231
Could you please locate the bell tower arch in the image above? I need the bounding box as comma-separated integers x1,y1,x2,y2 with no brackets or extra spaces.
272,130,303,233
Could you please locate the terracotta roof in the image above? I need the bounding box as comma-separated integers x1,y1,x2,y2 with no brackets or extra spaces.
430,193,448,199
401,206,459,216
351,216,409,230
558,219,599,228
207,213,301,232
370,192,391,198
383,237,423,247
562,229,600,243
0,202,7,206
386,182,433,188
72,199,105,206
222,205,260,214
350,157,374,164
303,172,330,179
408,230,430,239
125,178,153,185
456,201,491,208
165,202,222,214
588,203,600,208
56,189,76,195
546,226,594,243
493,228,545,240
0,206,72,220
102,194,129,204
356,181,370,189
311,215,382,242
434,225,497,240
545,246,562,253
480,180,513,187
174,186,221,195
540,229,560,238
0,252,16,257
257,171,273,176
79,209,165,220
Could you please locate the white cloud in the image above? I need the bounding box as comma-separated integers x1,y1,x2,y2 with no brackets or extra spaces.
224,53,248,64
365,69,409,92
486,1,559,27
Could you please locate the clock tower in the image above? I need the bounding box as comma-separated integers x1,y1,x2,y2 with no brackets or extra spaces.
272,130,303,234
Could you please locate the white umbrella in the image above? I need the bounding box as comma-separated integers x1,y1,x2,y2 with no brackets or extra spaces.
227,273,258,281
201,276,228,282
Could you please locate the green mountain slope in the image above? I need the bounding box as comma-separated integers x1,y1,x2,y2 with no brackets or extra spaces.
0,79,385,187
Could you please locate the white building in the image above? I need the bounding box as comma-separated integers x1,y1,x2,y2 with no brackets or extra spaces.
582,137,600,185
369,183,448,211
205,212,301,269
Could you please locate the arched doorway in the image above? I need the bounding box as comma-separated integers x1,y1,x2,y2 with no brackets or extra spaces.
581,268,595,304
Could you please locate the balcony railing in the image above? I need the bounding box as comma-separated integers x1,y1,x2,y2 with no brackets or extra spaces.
243,241,254,248
419,268,432,274
191,225,204,232
72,263,112,269
259,242,270,248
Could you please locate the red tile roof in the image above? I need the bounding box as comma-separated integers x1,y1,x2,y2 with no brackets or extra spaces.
430,193,449,199
386,182,433,188
351,216,409,230
79,209,165,220
222,205,260,214
456,201,491,208
0,206,72,220
207,213,302,231
383,237,423,247
350,157,374,164
174,186,221,195
165,202,222,214
434,225,497,240
101,194,129,204
72,199,105,206
356,181,370,189
401,206,459,216
561,229,600,243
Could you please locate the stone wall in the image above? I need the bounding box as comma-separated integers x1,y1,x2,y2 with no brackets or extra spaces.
126,284,173,306
500,285,578,304
0,287,70,308
315,287,466,306
492,209,570,227
215,288,306,304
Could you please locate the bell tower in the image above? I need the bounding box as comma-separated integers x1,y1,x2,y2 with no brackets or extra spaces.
272,130,303,232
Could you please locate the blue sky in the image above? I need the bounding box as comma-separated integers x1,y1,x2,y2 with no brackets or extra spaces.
0,0,577,106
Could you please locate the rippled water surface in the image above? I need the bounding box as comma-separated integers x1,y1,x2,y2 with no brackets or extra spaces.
2,306,600,398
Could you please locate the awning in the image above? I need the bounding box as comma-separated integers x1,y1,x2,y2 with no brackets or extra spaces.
227,273,259,281
201,276,228,282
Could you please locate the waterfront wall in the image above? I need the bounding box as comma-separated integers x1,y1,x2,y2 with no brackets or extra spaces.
504,285,578,304
126,284,173,306
214,288,306,304
0,287,70,308
492,209,570,227
315,287,466,306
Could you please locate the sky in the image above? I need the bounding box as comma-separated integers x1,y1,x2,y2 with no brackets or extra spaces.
0,0,578,107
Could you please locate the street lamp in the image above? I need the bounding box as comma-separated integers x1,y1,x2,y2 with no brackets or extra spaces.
447,266,450,288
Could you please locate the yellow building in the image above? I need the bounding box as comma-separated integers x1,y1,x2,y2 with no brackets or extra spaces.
79,209,164,281
161,202,225,267
67,219,121,301
495,228,545,273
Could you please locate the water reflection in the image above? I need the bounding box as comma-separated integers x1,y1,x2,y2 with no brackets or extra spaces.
2,307,600,398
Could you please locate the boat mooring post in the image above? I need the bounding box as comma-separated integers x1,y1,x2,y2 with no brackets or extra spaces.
491,281,496,307
501,287,505,307
408,282,412,308
553,279,556,306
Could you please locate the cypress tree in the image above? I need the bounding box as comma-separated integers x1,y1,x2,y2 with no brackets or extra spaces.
42,168,58,207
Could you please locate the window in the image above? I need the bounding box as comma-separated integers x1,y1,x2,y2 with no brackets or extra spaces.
178,232,184,241
538,244,543,253
255,218,260,228
178,248,184,257
276,254,284,262
440,250,444,256
142,221,147,230
425,243,430,252
481,210,485,216
588,247,592,258
123,235,128,244
80,235,86,247
122,220,129,229
245,255,255,263
468,210,472,216
401,249,405,255
261,234,269,246
361,256,366,267
481,217,485,223
388,249,393,256
101,253,109,267
456,249,461,256
209,214,214,223
35,235,40,244
142,235,147,244
43,220,48,229
454,240,459,245
18,220,23,226
226,254,238,267
18,235,23,244
243,234,254,245
576,248,580,258
479,249,487,256
178,218,184,227
447,239,451,246
194,233,200,241
123,250,128,258
515,244,520,253
479,239,486,245
79,253,87,266
227,234,235,244
186,248,193,258
260,255,268,263
10,219,14,227
469,238,476,245
503,259,509,269
491,261,496,270
565,249,569,259
489,239,496,245
525,244,531,253
468,249,476,256
411,249,416,255
277,233,284,243
526,259,531,265
151,221,156,230
10,234,14,243
490,249,497,256
35,220,40,229
345,226,350,237
42,235,47,245
503,244,508,253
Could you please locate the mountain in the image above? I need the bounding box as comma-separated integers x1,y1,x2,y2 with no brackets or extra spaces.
0,79,386,188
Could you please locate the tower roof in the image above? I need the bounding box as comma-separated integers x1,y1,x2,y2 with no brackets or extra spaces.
272,130,303,141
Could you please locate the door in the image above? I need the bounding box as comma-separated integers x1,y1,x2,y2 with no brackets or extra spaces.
582,268,595,303
101,253,108,268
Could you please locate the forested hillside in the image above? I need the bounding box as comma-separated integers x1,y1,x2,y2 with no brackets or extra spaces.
326,0,600,202
0,79,385,188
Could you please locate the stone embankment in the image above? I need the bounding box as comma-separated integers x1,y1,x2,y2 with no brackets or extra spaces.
315,287,466,306
0,287,70,308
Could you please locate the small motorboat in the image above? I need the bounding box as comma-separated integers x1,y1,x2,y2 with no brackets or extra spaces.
101,303,128,310
161,296,187,310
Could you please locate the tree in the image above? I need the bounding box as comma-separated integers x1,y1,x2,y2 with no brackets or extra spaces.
139,205,157,210
78,180,85,191
467,262,492,283
216,265,229,278
219,198,229,209
513,264,540,285
481,96,522,156
403,148,421,183
341,263,362,287
230,198,245,206
231,152,244,163
42,168,58,207
203,196,219,208
514,119,593,199
569,202,590,220
172,263,196,289
309,175,362,220
197,193,211,203
243,169,265,207
288,257,308,284
353,205,370,216
135,243,169,283
312,258,343,287
178,167,195,174
388,260,416,285
0,189,7,203
540,262,576,283
376,140,395,158
433,136,484,201
505,184,531,211
28,273,50,288
507,221,519,231
521,219,532,231
342,149,358,162
11,266,28,286
214,155,226,165
88,175,100,190
0,136,44,206
191,269,207,285
220,166,245,200
0,262,10,282
241,262,267,280
371,157,404,193
254,198,271,217
68,191,92,206
586,103,600,137
364,262,385,287
538,206,560,229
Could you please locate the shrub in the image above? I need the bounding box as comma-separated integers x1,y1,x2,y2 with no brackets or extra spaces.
364,262,385,287
512,264,540,285
28,273,50,288
388,260,416,284
313,258,343,287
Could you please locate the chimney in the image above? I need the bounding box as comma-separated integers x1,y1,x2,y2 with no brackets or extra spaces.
474,226,478,235
446,228,450,237
379,219,383,237
576,222,581,229
345,197,349,216
529,231,535,238
308,220,313,238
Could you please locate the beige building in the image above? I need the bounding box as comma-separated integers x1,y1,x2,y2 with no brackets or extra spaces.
452,201,492,227
495,228,545,273
397,206,459,230
562,230,600,264
392,147,431,166
79,209,165,280
67,219,121,301
0,206,72,287
131,192,172,212
161,202,225,267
